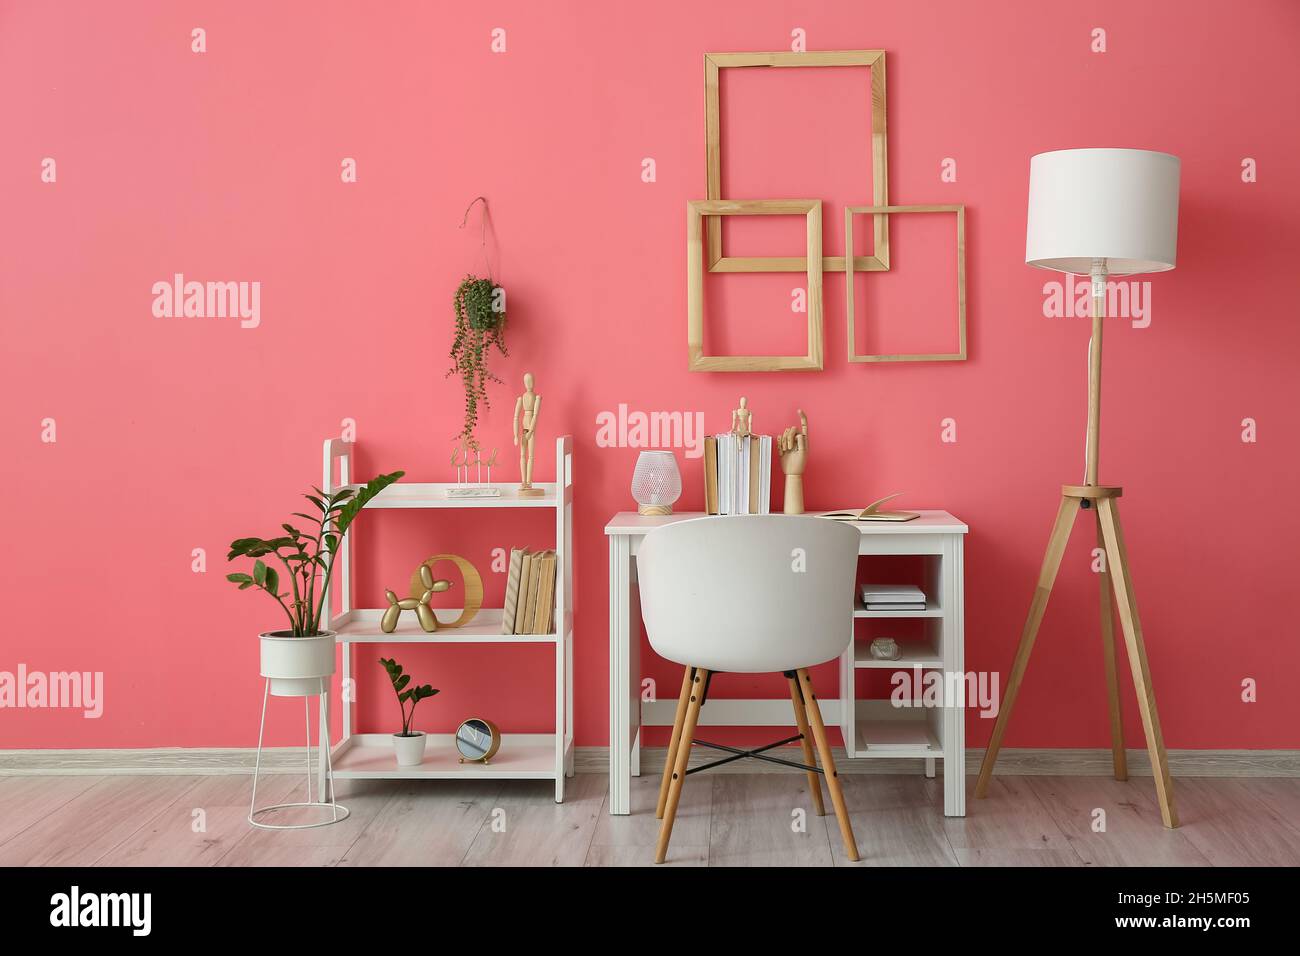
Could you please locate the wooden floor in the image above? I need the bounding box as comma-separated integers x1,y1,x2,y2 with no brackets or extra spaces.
2,771,1298,866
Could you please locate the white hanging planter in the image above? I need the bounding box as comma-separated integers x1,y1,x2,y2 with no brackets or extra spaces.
259,631,336,697
392,731,428,767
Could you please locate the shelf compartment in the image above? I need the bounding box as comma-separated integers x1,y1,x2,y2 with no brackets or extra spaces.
851,700,943,758
853,639,942,669
345,482,559,509
332,608,566,644
330,733,566,779
854,597,942,618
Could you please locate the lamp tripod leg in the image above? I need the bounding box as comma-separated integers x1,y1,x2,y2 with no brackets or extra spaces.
1097,510,1128,781
975,495,1077,798
1097,498,1178,828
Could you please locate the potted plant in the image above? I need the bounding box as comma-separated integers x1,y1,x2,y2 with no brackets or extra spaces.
227,472,404,696
379,657,439,766
447,274,508,450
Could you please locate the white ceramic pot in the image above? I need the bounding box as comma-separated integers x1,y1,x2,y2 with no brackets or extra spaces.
393,731,428,767
259,631,336,697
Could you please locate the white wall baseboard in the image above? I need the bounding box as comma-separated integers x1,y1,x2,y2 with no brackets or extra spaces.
1,746,1296,777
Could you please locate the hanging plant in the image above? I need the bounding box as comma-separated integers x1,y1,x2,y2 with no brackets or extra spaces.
447,274,507,451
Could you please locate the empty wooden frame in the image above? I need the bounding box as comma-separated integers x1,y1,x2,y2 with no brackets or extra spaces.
688,200,823,372
845,204,967,363
705,51,888,274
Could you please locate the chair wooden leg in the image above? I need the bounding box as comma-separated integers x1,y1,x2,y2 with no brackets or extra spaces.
656,667,707,864
1096,510,1128,782
974,495,1078,798
657,666,695,819
1098,499,1178,828
787,673,826,816
796,669,858,862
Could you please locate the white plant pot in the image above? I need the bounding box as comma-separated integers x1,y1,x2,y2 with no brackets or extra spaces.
393,731,428,767
259,631,336,697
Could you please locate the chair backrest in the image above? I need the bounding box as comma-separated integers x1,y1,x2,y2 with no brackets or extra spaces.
637,515,860,674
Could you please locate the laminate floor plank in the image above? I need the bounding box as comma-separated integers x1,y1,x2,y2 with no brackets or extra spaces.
460,774,606,867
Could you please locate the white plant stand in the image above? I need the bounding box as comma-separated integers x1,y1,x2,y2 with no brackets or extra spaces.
317,435,575,802
249,678,350,829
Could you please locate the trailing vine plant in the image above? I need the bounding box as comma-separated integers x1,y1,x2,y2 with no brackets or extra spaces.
448,274,507,451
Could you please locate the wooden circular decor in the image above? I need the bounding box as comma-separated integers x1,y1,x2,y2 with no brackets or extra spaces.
409,553,483,628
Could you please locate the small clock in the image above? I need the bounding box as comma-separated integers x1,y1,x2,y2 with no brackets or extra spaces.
455,717,501,764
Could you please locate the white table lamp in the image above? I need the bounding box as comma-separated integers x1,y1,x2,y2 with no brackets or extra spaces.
978,148,1182,828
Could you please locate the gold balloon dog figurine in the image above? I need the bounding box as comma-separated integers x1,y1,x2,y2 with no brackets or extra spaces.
380,565,451,633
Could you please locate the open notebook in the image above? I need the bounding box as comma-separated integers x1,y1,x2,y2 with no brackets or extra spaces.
820,493,919,523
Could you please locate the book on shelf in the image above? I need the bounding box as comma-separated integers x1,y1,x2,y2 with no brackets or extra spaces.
865,603,927,611
822,492,920,523
522,552,544,633
513,551,535,634
500,547,526,634
703,433,772,516
861,584,926,604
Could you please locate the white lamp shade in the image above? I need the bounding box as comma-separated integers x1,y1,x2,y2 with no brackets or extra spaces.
631,451,681,510
1026,148,1180,276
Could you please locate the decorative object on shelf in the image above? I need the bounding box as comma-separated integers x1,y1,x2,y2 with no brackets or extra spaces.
381,565,450,633
630,451,682,516
408,553,483,628
227,470,404,696
703,50,889,274
688,200,824,371
777,409,809,515
455,717,501,764
379,657,439,767
869,637,902,661
730,396,752,437
845,204,967,363
975,148,1181,830
445,442,502,498
513,371,544,496
822,492,920,523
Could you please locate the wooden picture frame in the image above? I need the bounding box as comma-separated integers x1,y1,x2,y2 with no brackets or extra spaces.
688,199,823,372
845,204,967,363
704,50,888,274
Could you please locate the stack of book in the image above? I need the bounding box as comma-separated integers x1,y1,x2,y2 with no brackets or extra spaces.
702,433,772,515
860,584,927,611
501,548,558,635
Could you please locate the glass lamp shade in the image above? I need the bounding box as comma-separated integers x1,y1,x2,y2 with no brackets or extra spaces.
631,451,681,516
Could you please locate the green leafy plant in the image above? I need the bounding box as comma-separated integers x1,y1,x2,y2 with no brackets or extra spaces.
379,657,439,736
226,471,405,636
447,274,507,451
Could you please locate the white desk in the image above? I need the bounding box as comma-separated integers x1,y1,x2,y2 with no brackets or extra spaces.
606,510,969,816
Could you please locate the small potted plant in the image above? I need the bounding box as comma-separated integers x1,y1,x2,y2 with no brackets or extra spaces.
447,274,508,451
227,472,403,696
379,657,439,766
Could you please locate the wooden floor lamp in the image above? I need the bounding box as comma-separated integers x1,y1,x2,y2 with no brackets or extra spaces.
975,148,1181,828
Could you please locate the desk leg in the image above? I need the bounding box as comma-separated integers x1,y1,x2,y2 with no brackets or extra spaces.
608,536,640,815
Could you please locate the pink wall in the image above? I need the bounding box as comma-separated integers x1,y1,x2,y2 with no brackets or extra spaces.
3,1,1297,750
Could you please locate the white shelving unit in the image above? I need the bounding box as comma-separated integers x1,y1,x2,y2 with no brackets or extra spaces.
837,519,966,818
319,435,575,802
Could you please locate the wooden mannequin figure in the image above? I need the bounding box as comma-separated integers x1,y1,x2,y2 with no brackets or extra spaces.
778,409,809,515
513,371,543,496
731,396,752,438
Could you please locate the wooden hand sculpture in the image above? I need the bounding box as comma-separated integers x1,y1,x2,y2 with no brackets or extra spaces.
381,565,452,633
777,409,809,515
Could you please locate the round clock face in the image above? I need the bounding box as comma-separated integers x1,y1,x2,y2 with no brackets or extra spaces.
455,719,495,760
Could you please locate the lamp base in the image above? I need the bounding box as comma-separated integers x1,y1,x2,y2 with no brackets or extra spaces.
638,504,672,516
974,481,1177,829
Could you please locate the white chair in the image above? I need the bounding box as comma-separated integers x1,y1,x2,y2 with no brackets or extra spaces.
637,514,861,863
